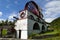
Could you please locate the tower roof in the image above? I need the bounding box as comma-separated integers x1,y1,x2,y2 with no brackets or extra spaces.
24,1,43,18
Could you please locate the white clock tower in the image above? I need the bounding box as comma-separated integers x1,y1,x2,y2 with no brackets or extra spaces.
14,1,48,39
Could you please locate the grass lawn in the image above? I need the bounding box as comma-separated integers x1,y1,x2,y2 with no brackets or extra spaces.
42,36,60,40
41,30,60,40
29,29,60,40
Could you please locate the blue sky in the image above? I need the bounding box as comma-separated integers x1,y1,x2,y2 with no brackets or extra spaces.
0,0,60,23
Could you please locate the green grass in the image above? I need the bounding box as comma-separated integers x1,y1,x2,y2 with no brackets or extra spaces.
34,30,58,36
42,36,60,40
29,29,60,39
40,29,60,40
2,29,7,36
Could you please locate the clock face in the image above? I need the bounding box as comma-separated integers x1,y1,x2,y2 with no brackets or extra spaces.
20,11,26,19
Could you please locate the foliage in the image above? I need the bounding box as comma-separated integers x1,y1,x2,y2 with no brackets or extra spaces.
41,17,60,40
0,19,16,27
49,17,60,31
2,29,7,36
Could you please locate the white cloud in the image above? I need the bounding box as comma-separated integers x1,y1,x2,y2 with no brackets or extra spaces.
8,11,19,22
0,19,6,23
45,18,56,23
8,12,17,20
9,14,17,20
0,19,4,21
45,1,60,8
0,12,2,16
43,1,60,22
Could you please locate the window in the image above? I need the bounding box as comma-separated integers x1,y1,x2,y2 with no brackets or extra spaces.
28,15,34,20
33,23,40,30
